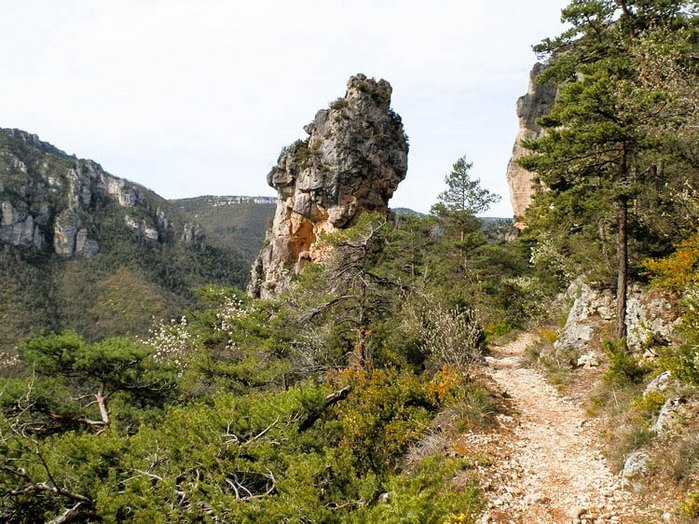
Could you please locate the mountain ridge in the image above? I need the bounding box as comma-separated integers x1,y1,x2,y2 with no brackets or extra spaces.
0,128,249,351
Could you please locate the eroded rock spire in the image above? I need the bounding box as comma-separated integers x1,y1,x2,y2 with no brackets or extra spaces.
506,63,556,229
249,74,409,299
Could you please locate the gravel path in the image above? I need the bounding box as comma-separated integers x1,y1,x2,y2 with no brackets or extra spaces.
476,333,658,524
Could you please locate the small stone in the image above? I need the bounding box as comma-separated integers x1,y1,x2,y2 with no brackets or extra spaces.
644,371,672,396
577,354,600,368
571,507,585,519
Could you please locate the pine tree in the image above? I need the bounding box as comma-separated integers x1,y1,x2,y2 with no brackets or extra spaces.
431,156,500,243
520,0,698,347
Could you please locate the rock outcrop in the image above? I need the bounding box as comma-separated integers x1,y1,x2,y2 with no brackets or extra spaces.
249,74,409,299
554,277,679,356
0,127,252,353
506,63,556,228
0,128,206,257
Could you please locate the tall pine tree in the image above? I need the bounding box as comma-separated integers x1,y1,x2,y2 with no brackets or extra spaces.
520,0,699,346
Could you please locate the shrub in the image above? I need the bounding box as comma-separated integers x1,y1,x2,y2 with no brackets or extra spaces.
603,340,651,385
660,286,699,386
349,456,483,523
330,98,348,110
681,492,699,519
653,435,699,485
417,305,485,376
435,382,499,433
328,368,439,473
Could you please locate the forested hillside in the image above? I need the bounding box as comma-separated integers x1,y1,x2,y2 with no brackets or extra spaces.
0,130,249,352
171,195,275,263
0,1,697,522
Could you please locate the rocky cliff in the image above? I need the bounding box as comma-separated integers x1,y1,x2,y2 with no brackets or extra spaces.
552,277,678,362
506,63,556,228
0,128,207,257
0,128,250,350
249,74,409,299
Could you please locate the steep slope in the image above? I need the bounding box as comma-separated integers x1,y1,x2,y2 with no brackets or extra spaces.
171,195,275,263
250,74,410,299
0,129,249,351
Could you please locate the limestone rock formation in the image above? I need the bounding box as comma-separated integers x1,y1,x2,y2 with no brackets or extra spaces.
0,128,206,257
0,127,253,352
249,74,409,299
554,277,678,356
644,371,672,396
506,63,556,228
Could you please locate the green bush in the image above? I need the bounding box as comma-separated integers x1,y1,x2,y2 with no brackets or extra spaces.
681,492,699,519
603,340,651,385
349,456,483,523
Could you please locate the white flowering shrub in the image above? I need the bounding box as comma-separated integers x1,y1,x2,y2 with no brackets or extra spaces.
529,236,574,283
216,296,247,332
214,295,262,352
142,316,195,374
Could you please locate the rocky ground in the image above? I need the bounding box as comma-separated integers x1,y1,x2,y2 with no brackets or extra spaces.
462,333,676,524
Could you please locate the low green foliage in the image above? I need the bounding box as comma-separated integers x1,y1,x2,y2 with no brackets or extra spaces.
680,491,699,519
349,456,483,523
603,340,652,385
0,250,496,522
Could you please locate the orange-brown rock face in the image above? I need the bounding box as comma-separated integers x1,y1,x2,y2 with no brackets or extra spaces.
249,74,409,299
506,63,556,229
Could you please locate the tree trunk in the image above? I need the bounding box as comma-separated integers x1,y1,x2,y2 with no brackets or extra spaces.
615,197,628,346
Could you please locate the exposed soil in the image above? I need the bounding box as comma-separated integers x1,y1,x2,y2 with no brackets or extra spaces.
462,333,675,524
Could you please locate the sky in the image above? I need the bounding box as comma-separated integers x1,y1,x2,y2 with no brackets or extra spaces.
0,0,569,217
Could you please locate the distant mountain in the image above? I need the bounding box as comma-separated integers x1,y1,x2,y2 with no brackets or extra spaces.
392,207,427,217
0,129,249,351
479,216,516,240
171,195,276,263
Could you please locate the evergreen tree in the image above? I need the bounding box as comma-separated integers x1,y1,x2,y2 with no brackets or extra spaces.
431,156,500,243
520,0,699,346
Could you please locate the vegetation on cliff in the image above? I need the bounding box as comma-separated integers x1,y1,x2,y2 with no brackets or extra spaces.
0,130,250,352
518,0,699,516
519,0,698,345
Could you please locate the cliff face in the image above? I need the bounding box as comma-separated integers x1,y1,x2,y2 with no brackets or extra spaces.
0,128,205,257
506,63,556,228
249,74,409,299
0,128,251,351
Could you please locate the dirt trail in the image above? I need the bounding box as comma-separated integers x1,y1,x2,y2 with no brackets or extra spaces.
473,333,659,524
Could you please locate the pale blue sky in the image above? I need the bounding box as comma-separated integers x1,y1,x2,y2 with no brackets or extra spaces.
0,0,569,216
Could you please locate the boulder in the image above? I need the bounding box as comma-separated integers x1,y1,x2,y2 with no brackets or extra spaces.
650,397,683,437
644,371,672,397
621,451,649,491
